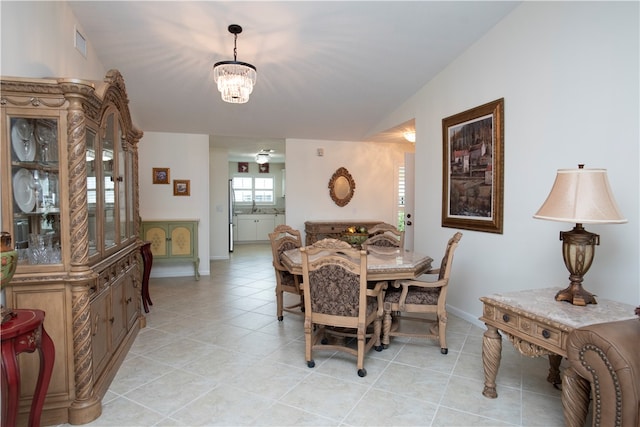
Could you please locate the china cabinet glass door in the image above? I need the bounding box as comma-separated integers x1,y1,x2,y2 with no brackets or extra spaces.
9,116,61,266
117,126,127,243
86,128,99,257
102,113,116,250
126,150,134,240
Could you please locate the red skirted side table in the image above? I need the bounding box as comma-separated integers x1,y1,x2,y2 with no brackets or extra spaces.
1,309,55,427
140,241,153,313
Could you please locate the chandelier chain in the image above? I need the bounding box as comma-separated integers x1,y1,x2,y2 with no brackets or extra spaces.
233,34,238,61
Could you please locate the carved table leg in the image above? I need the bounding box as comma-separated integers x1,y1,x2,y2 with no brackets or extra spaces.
561,366,590,427
482,324,502,398
381,310,392,349
2,336,21,427
547,353,562,386
29,326,55,427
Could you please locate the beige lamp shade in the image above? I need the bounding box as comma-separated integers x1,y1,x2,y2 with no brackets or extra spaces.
534,167,627,224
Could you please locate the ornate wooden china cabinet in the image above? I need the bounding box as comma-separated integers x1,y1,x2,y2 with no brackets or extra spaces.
1,70,144,425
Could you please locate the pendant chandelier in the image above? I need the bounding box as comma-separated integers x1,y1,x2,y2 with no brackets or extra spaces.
256,149,273,164
256,153,270,164
213,24,257,104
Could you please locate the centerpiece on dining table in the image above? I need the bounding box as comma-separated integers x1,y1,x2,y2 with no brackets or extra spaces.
341,225,369,247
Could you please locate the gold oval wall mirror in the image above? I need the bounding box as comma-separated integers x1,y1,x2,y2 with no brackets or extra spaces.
328,167,356,207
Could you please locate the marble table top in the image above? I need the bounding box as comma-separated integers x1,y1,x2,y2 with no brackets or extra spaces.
482,287,637,329
282,246,433,281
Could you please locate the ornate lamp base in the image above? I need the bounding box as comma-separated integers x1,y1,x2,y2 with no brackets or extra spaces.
558,224,599,306
555,283,597,306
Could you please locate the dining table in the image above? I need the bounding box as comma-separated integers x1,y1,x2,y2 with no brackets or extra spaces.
281,246,433,282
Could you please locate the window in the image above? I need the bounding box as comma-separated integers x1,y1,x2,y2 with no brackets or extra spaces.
233,177,253,202
232,176,274,204
254,177,274,203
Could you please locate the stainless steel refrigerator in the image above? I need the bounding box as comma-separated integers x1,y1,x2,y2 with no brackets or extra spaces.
228,179,234,252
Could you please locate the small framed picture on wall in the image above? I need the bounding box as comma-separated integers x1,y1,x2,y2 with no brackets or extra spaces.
173,179,190,196
152,167,170,184
238,162,249,173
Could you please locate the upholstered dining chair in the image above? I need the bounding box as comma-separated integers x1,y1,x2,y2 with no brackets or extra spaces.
381,232,462,354
269,225,304,321
300,238,386,377
362,222,404,249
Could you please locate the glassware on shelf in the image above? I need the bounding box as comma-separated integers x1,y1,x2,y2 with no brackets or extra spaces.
29,170,43,212
11,118,37,162
15,119,34,157
27,233,60,264
35,122,55,164
40,172,58,211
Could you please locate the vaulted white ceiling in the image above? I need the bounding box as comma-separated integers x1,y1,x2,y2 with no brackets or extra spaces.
69,1,520,160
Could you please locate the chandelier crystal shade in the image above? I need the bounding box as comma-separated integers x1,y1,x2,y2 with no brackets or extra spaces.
256,153,270,164
213,25,257,104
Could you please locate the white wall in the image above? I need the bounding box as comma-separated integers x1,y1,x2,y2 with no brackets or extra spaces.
210,145,230,260
379,1,639,323
139,132,210,277
285,139,412,236
0,2,105,83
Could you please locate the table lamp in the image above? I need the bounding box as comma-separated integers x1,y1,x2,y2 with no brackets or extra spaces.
533,165,627,306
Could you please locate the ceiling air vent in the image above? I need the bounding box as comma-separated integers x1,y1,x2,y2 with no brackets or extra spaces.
74,26,87,58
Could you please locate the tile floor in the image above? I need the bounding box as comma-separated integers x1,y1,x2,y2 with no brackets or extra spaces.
55,243,573,427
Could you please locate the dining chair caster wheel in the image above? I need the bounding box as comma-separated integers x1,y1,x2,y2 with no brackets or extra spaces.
321,337,328,345
441,348,448,355
382,344,389,349
307,360,315,368
357,369,367,377
277,316,283,321
374,345,383,352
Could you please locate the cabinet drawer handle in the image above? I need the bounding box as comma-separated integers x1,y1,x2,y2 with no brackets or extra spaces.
502,314,510,322
109,317,115,324
542,329,551,339
126,297,132,304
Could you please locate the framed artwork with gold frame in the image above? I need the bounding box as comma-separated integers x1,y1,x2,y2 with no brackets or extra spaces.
173,179,190,196
152,167,170,184
442,98,504,234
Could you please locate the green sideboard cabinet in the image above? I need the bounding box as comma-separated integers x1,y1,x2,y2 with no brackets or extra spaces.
141,219,200,280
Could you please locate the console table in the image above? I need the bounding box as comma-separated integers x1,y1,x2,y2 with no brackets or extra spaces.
141,220,200,280
1,309,55,427
479,287,636,422
304,220,383,245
